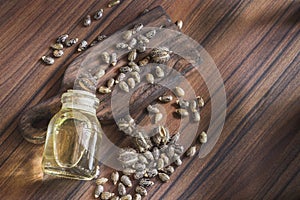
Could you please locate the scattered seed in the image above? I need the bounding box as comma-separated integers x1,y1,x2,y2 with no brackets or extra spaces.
41,56,54,65
135,186,147,196
133,23,144,33
128,38,137,49
128,62,140,72
101,192,115,200
53,49,64,58
163,165,175,175
154,113,163,123
160,153,170,165
199,131,207,144
150,47,171,63
94,69,106,79
128,49,137,61
120,194,132,200
147,104,160,114
56,34,68,44
159,95,173,103
191,110,200,122
138,155,148,164
189,100,197,112
155,66,164,78
133,171,145,180
146,168,158,178
152,147,160,160
145,30,156,39
98,86,112,94
116,73,126,83
175,20,183,29
133,193,142,200
120,66,132,73
157,158,164,170
123,30,133,41
51,43,64,50
130,71,141,83
145,73,154,84
107,78,115,88
174,157,182,166
143,151,154,161
96,177,109,185
139,179,154,187
166,145,175,158
159,126,170,144
118,149,138,166
122,168,136,175
98,35,107,41
118,182,126,196
101,52,110,64
176,99,189,108
94,184,104,198
65,38,78,47
94,9,104,20
90,40,98,47
83,15,91,27
121,175,132,187
173,87,185,97
136,42,146,53
134,162,146,171
196,96,205,107
138,56,150,66
108,0,120,7
158,173,170,182
174,145,184,154
137,34,149,43
170,132,180,144
111,171,119,185
116,42,129,49
186,146,197,157
111,52,117,66
77,40,88,52
111,196,120,200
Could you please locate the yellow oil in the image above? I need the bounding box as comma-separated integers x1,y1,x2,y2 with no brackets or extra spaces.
42,108,100,180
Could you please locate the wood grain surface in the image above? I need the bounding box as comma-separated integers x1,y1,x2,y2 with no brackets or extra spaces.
0,0,299,200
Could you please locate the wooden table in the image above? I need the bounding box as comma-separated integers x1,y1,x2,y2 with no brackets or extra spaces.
0,0,299,199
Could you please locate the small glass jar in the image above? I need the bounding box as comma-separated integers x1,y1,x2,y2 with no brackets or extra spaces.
42,90,102,180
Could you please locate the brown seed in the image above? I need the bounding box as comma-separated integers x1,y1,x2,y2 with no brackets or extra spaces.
199,131,207,144
83,15,91,27
196,96,205,107
158,95,173,103
175,108,189,117
135,186,147,196
98,86,112,94
138,56,150,66
121,175,132,187
94,184,104,198
186,146,197,157
53,49,64,58
108,0,120,7
173,86,185,97
101,192,115,200
94,9,103,20
158,173,170,182
95,177,108,185
145,73,154,84
41,56,54,65
118,182,126,196
111,171,119,185
128,49,137,61
50,43,64,50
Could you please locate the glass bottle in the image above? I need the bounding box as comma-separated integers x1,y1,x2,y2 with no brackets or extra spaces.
42,90,102,180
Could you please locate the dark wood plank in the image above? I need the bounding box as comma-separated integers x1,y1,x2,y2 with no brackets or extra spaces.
0,0,299,200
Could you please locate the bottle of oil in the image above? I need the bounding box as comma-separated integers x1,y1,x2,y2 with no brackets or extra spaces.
42,90,102,180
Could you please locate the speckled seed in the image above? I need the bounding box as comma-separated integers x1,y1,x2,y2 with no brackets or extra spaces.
145,30,156,39
191,111,200,122
176,99,189,108
107,78,115,88
122,168,136,175
199,131,207,144
83,15,91,27
146,168,158,178
116,42,128,49
98,86,112,94
90,40,98,47
155,66,164,78
134,162,146,171
53,49,64,58
175,20,183,29
128,49,137,61
120,194,132,200
128,62,140,72
138,155,148,164
163,165,175,175
101,52,110,64
159,95,173,103
41,56,54,65
97,35,107,41
161,153,170,165
130,71,141,83
94,9,103,20
189,100,197,111
136,42,146,53
120,66,132,73
133,193,142,200
56,33,68,44
94,69,106,79
116,73,126,83
101,192,115,200
197,96,205,107
111,171,119,185
51,43,64,50
174,145,184,154
118,182,126,196
108,0,120,7
65,38,78,47
138,56,150,66
94,184,104,198
133,23,144,33
143,151,154,161
96,177,108,185
158,173,170,182
154,113,163,123
145,73,154,84
77,40,88,52
118,148,138,166
174,86,185,97
135,186,147,196
174,157,182,166
166,145,175,158
133,171,145,180
150,47,171,63
111,52,117,66
119,81,129,92
137,34,149,43
128,38,137,49
157,158,164,170
139,179,154,187
186,146,197,157
152,147,160,160
147,104,160,114
121,175,132,187
123,30,133,41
